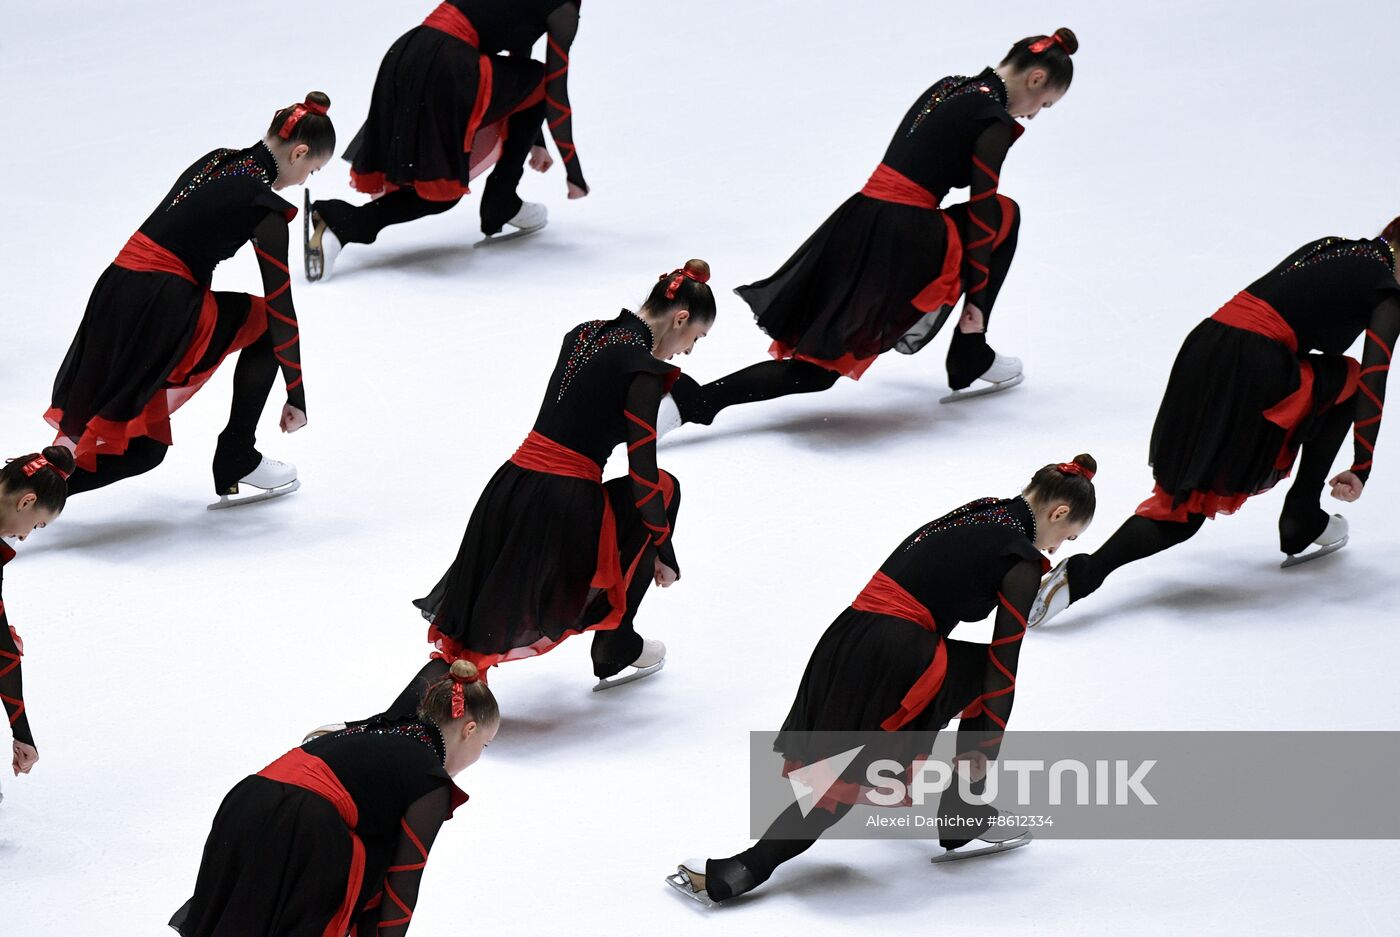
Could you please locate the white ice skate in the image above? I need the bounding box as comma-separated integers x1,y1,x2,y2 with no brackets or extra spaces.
302,722,347,743
592,638,666,691
475,201,548,247
1028,559,1071,628
940,353,1024,403
1280,513,1349,569
656,395,684,440
932,828,1033,863
665,861,715,907
208,457,301,510
303,191,342,283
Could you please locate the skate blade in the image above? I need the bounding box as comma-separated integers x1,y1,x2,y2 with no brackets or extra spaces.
1280,534,1349,569
207,478,301,511
939,372,1024,404
592,658,665,692
665,870,715,908
474,219,548,248
304,192,328,282
931,830,1032,863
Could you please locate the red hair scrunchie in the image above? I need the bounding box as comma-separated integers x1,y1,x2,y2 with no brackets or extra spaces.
276,96,330,140
20,456,70,481
1056,461,1094,482
449,667,480,719
658,265,711,300
1028,33,1071,55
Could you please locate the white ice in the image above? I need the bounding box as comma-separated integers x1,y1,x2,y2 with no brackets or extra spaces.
3,1,1398,935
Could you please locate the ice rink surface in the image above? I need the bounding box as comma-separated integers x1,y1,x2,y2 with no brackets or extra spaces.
3,2,1399,934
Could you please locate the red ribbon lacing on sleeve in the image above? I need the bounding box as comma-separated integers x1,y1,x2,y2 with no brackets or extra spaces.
276,96,330,140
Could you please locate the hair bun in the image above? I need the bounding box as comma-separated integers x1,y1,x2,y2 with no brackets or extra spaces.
682,259,711,284
449,659,480,684
1052,27,1078,55
40,446,77,477
1071,452,1097,474
305,91,332,111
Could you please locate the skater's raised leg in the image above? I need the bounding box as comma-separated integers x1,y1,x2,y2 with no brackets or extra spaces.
64,438,169,495
670,361,840,426
312,190,462,247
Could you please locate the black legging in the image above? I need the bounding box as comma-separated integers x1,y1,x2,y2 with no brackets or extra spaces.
705,801,854,902
67,300,279,496
676,201,1020,425
316,99,548,244
1066,396,1357,602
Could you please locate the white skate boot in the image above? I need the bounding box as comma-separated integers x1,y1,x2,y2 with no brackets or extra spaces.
475,201,548,247
1027,559,1071,628
304,191,342,283
656,395,684,440
940,352,1024,403
592,638,666,691
1281,514,1349,568
666,860,715,907
208,457,301,510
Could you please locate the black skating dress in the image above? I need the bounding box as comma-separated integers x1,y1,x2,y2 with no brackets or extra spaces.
413,310,682,672
1140,237,1398,521
736,69,1023,385
171,717,468,936
46,142,305,487
347,0,587,203
775,496,1045,810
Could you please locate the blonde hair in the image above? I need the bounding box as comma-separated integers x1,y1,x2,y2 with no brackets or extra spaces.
418,660,500,727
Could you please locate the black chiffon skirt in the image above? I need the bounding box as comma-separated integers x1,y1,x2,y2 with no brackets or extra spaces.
736,194,953,377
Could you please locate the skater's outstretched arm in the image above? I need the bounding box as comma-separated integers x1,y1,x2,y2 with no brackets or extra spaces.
625,373,679,575
374,785,451,935
0,605,36,771
956,557,1039,761
544,3,587,195
961,121,1016,314
1346,296,1399,486
251,212,307,420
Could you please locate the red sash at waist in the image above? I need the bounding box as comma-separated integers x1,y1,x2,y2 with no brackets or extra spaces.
259,749,365,937
851,572,947,731
423,2,479,45
1210,291,1360,441
510,431,603,483
861,164,941,209
113,232,197,284
851,571,935,629
1211,291,1298,353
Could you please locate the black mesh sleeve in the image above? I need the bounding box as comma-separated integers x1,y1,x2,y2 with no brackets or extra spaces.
624,372,678,573
1350,296,1399,484
373,785,451,935
544,3,586,192
0,602,33,749
955,557,1039,762
962,121,1015,304
251,213,306,414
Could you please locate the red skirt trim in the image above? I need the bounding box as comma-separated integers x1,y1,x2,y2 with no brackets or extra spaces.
429,471,678,672
46,283,268,472
258,750,365,937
